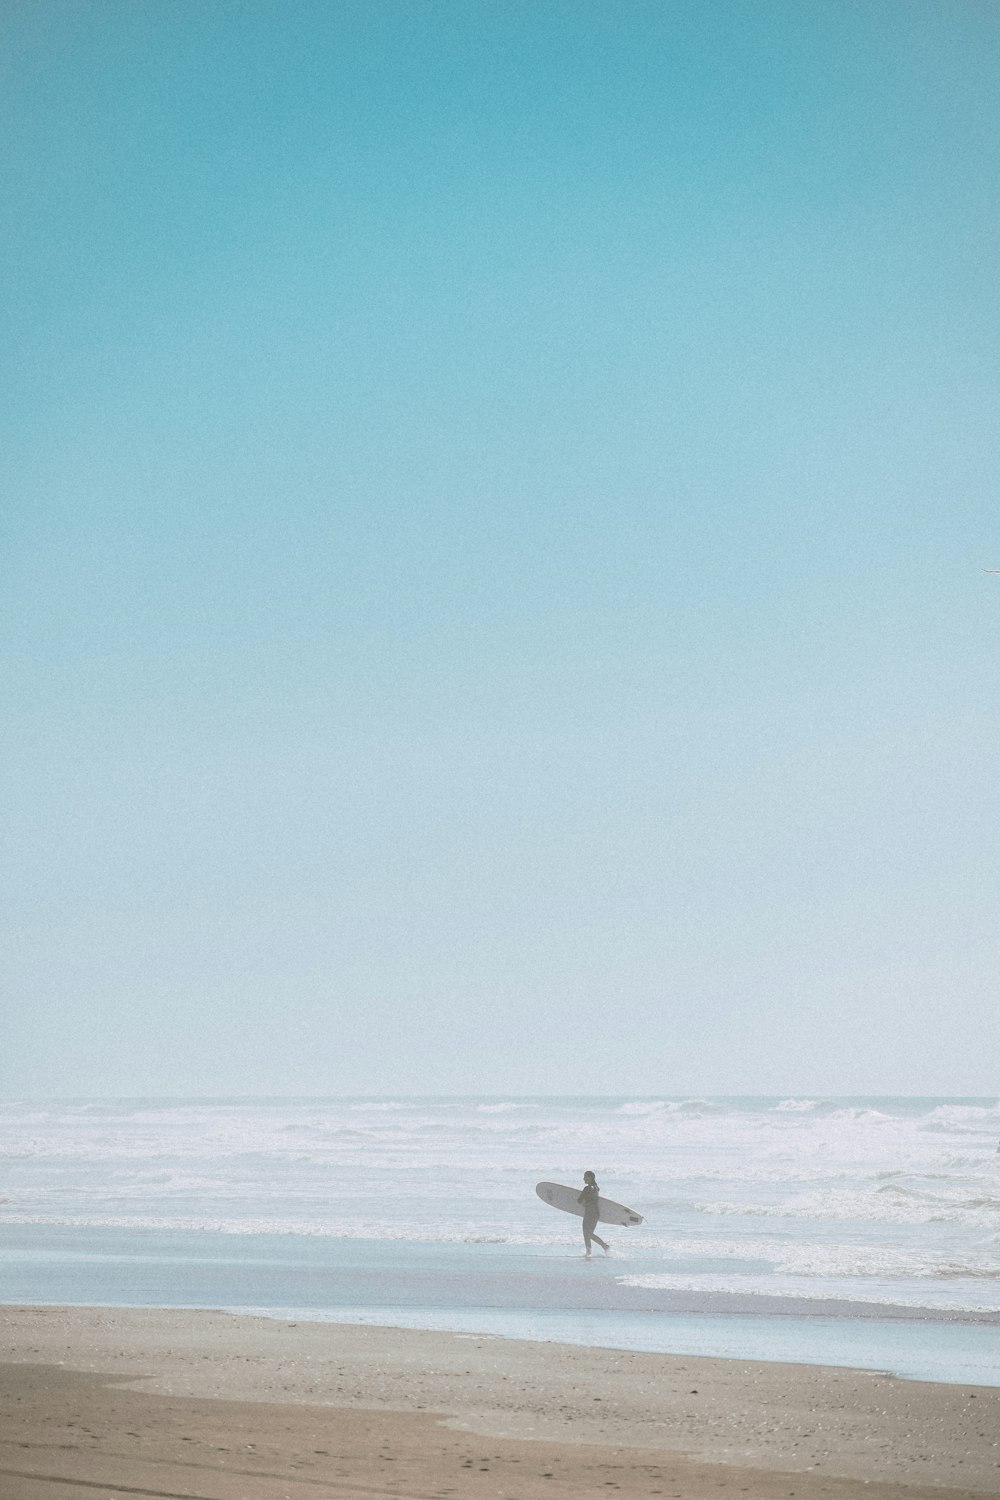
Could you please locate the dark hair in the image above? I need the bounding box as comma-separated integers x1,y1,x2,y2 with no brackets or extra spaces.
583,1170,597,1184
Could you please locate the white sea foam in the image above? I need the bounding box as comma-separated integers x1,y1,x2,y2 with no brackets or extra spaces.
2,1096,998,1316
695,1185,1000,1229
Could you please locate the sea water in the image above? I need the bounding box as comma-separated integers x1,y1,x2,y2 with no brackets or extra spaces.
2,1096,998,1384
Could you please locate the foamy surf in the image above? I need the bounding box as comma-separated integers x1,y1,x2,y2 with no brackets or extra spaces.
1,1096,998,1360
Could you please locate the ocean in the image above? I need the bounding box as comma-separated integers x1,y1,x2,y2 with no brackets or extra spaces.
2,1096,998,1385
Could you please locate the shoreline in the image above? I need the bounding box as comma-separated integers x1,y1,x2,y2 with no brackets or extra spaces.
5,1221,997,1330
2,1303,1000,1496
4,1288,1000,1391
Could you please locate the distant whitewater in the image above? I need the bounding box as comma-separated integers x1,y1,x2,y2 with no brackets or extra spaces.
3,1095,999,1310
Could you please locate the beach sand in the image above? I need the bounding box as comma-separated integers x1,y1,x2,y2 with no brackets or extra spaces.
1,1305,997,1499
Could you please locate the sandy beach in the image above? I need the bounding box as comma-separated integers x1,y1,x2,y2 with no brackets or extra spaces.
2,1306,998,1499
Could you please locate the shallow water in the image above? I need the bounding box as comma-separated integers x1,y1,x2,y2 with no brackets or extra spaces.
2,1096,998,1384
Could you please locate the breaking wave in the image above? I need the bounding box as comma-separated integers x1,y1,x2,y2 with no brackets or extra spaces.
2,1094,998,1317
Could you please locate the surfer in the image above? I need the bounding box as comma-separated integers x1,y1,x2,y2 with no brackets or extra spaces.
577,1170,610,1257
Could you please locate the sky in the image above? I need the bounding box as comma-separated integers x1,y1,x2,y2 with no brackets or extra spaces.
2,0,999,1098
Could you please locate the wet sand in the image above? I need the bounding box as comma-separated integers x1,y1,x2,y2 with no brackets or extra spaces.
2,1304,998,1498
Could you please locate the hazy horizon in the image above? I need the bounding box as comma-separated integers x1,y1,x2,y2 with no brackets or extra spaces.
3,1090,998,1102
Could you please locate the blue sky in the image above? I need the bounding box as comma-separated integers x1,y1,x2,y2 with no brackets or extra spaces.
3,1,999,1095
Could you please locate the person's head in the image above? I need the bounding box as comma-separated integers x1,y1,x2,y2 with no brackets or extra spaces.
583,1170,596,1185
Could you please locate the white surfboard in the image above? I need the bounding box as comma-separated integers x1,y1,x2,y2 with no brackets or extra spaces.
535,1181,643,1226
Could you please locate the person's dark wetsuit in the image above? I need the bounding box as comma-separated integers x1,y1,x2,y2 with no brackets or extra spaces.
578,1180,609,1256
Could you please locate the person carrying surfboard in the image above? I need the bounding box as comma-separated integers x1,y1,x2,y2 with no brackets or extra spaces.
578,1171,610,1256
